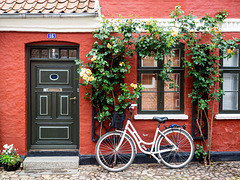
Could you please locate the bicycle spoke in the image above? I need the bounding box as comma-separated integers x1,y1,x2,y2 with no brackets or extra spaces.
158,129,194,168
96,132,135,172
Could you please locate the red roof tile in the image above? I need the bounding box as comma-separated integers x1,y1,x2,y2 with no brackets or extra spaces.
0,0,96,14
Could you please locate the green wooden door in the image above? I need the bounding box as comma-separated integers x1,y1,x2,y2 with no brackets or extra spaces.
28,46,79,149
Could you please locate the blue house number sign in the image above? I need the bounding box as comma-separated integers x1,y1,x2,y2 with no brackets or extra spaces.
47,33,56,39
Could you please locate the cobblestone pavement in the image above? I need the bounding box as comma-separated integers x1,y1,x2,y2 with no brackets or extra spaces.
0,161,240,180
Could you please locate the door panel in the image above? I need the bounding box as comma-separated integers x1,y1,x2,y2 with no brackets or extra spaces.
30,60,78,149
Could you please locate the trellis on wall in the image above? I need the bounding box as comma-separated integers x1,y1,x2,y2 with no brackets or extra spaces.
92,82,123,141
92,107,114,141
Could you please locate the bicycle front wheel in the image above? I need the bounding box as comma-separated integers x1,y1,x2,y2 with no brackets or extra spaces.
95,131,136,172
156,128,194,168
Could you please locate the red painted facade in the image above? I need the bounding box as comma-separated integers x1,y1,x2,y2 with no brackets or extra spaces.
0,1,240,156
100,0,240,18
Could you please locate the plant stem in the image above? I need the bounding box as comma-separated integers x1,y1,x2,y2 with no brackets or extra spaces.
208,82,216,164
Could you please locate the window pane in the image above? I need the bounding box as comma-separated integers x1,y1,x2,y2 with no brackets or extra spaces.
223,73,238,91
223,49,239,67
141,92,157,111
41,49,48,58
164,48,180,67
141,55,157,67
164,73,180,91
31,49,40,58
142,73,157,91
223,92,238,110
60,49,68,58
69,49,77,58
164,92,180,110
49,49,59,59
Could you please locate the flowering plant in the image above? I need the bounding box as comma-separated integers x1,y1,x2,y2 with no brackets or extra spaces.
0,144,21,166
75,16,148,126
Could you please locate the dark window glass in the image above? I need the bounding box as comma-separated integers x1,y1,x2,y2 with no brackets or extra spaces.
30,47,78,60
69,49,77,58
137,44,184,114
31,49,40,58
41,49,48,58
49,49,59,59
60,49,68,58
220,46,240,113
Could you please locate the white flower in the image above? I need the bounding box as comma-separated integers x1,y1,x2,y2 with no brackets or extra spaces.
80,68,86,77
3,144,9,149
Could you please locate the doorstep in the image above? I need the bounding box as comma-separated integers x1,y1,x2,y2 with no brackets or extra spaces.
23,156,79,170
27,149,79,157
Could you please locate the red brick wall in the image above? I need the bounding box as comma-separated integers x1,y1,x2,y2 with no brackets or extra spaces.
100,0,240,18
0,31,239,156
0,32,95,155
0,1,240,155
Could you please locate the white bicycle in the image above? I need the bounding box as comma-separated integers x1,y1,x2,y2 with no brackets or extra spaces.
95,104,194,172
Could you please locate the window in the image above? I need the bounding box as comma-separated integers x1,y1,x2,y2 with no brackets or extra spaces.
137,44,184,114
220,46,240,113
30,47,77,59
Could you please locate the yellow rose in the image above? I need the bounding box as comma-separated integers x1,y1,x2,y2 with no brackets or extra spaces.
107,43,112,49
228,49,233,54
171,29,178,37
83,74,88,81
86,69,92,76
89,76,94,81
130,83,137,89
214,31,219,36
119,62,124,66
91,56,97,62
146,21,152,26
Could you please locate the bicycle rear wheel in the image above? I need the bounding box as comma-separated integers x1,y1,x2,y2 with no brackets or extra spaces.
156,128,194,168
95,131,136,172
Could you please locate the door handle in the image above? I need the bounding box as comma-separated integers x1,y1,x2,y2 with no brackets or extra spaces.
70,97,77,100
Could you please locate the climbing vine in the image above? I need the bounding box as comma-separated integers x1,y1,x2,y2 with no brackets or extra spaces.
76,15,179,125
171,5,239,165
76,5,239,164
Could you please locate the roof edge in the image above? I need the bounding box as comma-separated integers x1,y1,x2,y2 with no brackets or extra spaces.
0,12,99,19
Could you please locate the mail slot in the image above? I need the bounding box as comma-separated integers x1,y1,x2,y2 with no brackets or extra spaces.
43,88,62,92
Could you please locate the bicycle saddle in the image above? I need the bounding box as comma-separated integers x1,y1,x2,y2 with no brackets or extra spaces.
153,117,168,123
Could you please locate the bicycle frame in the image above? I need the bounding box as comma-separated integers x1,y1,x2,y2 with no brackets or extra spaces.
116,119,178,163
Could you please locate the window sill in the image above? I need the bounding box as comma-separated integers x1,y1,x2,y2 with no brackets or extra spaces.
215,114,240,120
134,114,188,120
